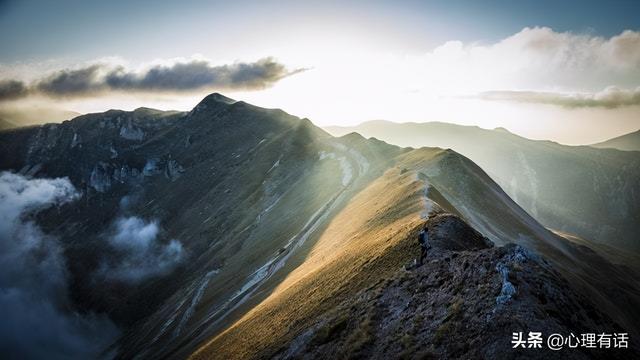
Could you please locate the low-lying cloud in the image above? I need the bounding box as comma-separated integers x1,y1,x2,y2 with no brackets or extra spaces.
0,57,304,101
102,216,183,283
478,87,640,108
0,171,118,359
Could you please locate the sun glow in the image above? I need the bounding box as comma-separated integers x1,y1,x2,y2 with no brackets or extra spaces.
3,25,639,145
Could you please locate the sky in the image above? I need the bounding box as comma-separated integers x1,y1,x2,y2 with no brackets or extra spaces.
1,0,639,144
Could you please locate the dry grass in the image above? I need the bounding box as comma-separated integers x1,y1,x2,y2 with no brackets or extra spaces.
342,316,375,357
434,297,463,344
190,164,438,359
311,314,349,346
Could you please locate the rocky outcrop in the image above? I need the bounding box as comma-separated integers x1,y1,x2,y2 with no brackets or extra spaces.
425,213,494,251
90,162,112,192
164,159,185,181
119,117,145,140
278,237,634,359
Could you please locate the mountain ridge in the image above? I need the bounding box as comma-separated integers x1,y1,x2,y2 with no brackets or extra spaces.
591,129,640,152
0,95,637,358
324,120,640,253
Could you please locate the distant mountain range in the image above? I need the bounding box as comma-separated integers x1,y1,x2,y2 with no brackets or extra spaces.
325,120,640,254
591,129,640,151
0,106,80,128
0,118,17,130
1,96,638,358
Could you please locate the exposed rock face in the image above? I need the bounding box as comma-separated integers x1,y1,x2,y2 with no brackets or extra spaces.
164,159,185,181
90,162,112,192
143,159,161,176
119,118,145,140
71,132,81,148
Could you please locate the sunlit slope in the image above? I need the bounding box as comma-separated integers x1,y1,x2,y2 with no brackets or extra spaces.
192,158,438,359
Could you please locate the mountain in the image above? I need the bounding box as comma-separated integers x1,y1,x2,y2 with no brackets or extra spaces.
325,120,640,254
591,129,640,152
194,151,639,359
0,105,81,128
0,117,17,130
1,96,638,358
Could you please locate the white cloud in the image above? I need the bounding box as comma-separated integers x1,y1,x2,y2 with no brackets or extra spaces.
103,216,183,283
412,27,640,94
0,172,79,233
478,86,640,108
0,172,118,359
237,27,640,132
1,27,639,141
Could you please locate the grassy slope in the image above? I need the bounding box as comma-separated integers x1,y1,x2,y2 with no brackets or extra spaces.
110,107,359,358
191,156,441,359
192,146,640,359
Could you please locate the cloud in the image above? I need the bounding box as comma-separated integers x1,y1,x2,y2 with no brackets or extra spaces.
102,216,183,283
392,27,640,96
477,87,640,108
0,80,28,100
0,171,118,359
103,58,302,92
0,57,304,101
37,64,104,97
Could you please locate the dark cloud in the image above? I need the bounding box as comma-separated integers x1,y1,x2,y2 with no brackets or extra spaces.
37,64,104,96
478,87,640,108
0,80,29,100
105,58,298,91
0,172,119,359
1,57,303,100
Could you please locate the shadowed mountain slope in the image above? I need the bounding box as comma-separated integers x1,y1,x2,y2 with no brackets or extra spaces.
591,129,640,152
325,121,640,254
